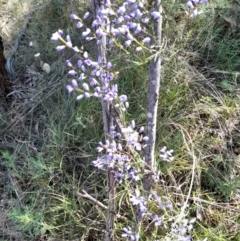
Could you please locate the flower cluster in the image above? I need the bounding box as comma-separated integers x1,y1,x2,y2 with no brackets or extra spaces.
159,146,174,162
69,0,160,51
92,122,148,183
186,0,208,18
122,227,140,241
129,189,147,217
92,138,142,183
166,218,196,241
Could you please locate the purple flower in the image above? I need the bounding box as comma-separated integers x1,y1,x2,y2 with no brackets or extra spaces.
79,73,86,80
190,9,202,18
68,70,77,76
72,46,80,52
71,79,78,88
51,30,63,41
84,59,93,66
117,5,126,15
159,146,174,162
83,51,88,58
83,12,90,19
142,37,151,44
89,77,99,86
85,92,91,98
134,24,142,34
66,60,73,67
82,83,89,91
125,40,132,47
122,227,139,241
76,94,84,101
142,17,149,23
142,136,149,141
77,60,83,68
82,28,91,37
119,95,127,102
128,22,137,29
136,46,142,52
66,85,74,93
165,199,173,210
127,33,134,41
153,215,164,226
115,16,124,24
81,65,86,72
76,21,83,28
151,11,161,19
70,13,79,20
135,9,142,19
187,1,194,9
86,37,94,41
56,44,66,51
96,27,106,38
106,62,112,69
66,35,72,47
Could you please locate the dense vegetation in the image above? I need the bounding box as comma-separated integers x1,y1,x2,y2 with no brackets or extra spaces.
0,0,240,240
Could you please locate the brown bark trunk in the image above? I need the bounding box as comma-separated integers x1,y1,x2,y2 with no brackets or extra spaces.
0,36,10,98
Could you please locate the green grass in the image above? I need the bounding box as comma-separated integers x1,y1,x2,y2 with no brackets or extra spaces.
1,0,240,240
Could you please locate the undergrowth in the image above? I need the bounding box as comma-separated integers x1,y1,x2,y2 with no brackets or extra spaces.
0,0,240,240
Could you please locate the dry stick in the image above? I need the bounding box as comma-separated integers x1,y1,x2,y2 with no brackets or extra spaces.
91,1,115,241
134,1,162,236
143,0,162,194
74,189,108,210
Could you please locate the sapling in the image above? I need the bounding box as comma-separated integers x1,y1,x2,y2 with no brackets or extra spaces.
51,0,208,240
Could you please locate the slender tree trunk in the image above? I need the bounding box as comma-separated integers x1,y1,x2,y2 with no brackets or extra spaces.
91,1,115,241
143,0,162,193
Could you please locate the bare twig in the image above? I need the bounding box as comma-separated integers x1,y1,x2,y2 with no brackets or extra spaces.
74,189,108,210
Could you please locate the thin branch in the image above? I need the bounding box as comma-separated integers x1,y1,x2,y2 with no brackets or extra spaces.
74,189,108,210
